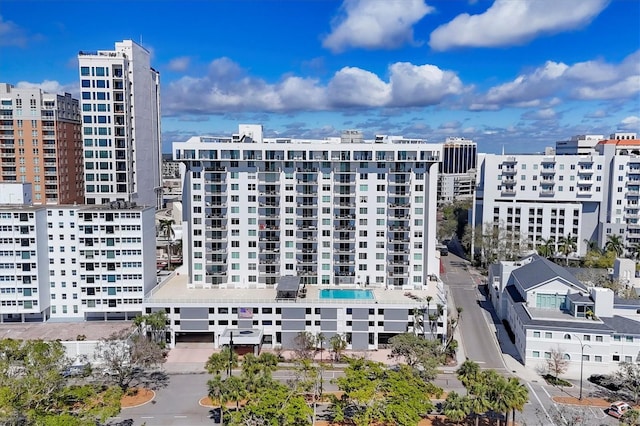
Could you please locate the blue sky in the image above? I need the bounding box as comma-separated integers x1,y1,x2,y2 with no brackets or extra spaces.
0,0,638,154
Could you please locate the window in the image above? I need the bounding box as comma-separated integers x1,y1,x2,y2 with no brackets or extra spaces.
564,334,571,340
545,332,552,339
594,355,602,362
595,335,603,342
533,351,540,358
533,331,541,338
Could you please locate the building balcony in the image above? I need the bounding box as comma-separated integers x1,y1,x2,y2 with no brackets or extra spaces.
502,177,516,184
260,247,280,254
501,188,516,196
502,167,517,175
540,189,555,197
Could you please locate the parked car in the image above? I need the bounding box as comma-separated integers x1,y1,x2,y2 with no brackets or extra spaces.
607,401,631,419
62,363,91,378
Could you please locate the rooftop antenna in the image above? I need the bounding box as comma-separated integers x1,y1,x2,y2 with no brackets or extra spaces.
501,144,505,155
139,35,143,46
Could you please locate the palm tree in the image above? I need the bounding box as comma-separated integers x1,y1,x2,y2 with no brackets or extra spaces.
315,332,326,363
557,234,577,265
442,391,469,424
488,375,511,426
208,374,228,425
506,377,529,426
329,334,347,362
605,234,624,257
222,375,246,411
158,219,175,270
457,360,480,387
584,238,601,254
536,237,555,258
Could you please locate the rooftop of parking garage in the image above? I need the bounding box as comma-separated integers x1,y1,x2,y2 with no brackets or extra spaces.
145,269,446,306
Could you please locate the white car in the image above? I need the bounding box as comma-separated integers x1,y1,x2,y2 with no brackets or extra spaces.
607,401,631,419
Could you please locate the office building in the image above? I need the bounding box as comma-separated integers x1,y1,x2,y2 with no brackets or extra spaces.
78,40,162,209
555,134,604,155
0,84,83,204
438,137,477,204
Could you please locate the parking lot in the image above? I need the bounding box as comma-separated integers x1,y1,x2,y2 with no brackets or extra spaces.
0,321,132,342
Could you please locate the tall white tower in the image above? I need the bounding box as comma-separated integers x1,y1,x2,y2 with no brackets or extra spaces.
78,40,162,209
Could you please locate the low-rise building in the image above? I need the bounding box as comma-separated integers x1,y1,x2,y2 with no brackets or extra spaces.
489,254,640,378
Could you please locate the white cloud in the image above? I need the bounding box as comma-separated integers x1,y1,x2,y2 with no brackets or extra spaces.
323,0,433,52
429,0,609,51
388,63,463,106
0,15,28,47
522,108,558,121
473,50,640,110
163,58,463,115
328,67,390,107
619,116,640,131
16,80,77,95
167,56,191,72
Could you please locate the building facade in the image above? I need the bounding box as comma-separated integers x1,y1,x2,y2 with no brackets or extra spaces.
0,84,83,204
488,254,640,378
475,152,604,258
475,132,640,257
438,137,477,205
78,40,162,209
0,193,156,323
173,125,442,290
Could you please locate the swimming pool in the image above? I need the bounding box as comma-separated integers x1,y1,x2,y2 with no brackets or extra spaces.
319,289,374,300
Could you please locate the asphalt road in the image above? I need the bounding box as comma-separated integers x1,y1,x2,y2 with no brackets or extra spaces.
440,252,507,371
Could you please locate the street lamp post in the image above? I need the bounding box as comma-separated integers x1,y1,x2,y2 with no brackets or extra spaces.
573,334,591,400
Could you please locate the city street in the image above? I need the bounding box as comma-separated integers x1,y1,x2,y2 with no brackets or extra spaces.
440,251,507,371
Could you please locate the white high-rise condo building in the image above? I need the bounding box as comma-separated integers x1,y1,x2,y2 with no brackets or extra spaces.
0,186,157,323
78,40,162,209
173,125,442,290
475,132,640,257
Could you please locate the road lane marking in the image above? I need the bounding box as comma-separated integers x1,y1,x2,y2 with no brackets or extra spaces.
141,416,154,419
527,383,554,425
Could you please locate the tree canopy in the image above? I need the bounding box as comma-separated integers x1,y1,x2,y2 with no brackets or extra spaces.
0,339,122,425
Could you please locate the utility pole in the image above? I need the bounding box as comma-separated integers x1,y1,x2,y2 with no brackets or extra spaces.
228,331,234,376
573,334,590,400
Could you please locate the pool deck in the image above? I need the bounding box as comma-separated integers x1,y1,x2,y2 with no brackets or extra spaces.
146,269,446,306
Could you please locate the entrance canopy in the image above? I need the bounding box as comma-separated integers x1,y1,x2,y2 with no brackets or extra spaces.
276,275,301,299
219,327,264,346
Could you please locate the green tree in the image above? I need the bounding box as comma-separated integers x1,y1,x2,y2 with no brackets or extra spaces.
605,234,625,257
584,238,601,254
331,359,386,426
328,333,347,362
0,339,121,425
205,346,238,376
388,333,442,381
158,218,175,270
208,374,229,425
506,377,529,426
456,360,481,387
536,237,555,258
381,365,435,426
442,391,469,424
558,234,578,265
